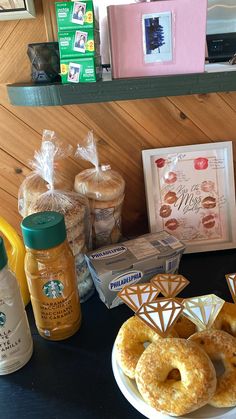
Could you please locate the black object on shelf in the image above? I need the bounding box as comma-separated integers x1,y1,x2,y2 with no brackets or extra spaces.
207,32,236,63
27,42,61,83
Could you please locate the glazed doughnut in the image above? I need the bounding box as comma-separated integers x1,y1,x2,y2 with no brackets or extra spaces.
159,204,172,218
189,329,236,407
114,316,177,379
174,315,197,339
212,302,236,337
135,339,216,416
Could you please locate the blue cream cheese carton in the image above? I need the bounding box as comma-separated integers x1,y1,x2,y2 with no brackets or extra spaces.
85,231,185,308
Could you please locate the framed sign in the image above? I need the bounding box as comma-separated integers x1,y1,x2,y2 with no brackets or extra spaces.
0,0,35,20
142,142,236,253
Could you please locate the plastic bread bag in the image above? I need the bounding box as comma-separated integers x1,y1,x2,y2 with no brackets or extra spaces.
22,131,93,301
74,131,125,249
18,130,72,218
29,189,90,250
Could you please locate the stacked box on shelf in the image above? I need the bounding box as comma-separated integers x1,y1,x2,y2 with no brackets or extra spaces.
55,1,102,84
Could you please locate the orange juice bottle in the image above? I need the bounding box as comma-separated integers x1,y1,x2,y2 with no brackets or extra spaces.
21,211,81,341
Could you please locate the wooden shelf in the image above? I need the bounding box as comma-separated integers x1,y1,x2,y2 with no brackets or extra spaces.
7,67,236,107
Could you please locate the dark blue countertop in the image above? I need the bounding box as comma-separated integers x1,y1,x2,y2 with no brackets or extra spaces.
1,249,236,419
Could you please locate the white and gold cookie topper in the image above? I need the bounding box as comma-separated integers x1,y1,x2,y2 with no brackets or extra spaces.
151,274,189,298
183,294,225,330
225,273,236,304
118,283,160,312
136,298,183,337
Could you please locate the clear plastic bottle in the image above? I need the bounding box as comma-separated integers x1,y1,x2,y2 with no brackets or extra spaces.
21,211,82,341
0,237,33,375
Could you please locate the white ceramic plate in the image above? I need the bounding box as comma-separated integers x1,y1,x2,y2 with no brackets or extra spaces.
111,346,236,419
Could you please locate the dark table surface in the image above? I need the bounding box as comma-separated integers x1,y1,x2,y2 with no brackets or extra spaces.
1,249,236,419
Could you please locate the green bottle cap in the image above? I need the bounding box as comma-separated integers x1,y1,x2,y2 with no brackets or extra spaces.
21,211,66,250
0,237,8,271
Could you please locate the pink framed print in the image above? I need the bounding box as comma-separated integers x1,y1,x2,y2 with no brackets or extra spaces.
142,142,236,253
107,0,207,78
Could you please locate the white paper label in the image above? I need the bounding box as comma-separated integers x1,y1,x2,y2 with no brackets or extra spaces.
0,273,32,374
125,238,160,259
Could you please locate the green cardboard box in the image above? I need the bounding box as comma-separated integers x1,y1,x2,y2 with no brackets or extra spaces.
55,1,97,31
58,29,100,59
60,56,102,83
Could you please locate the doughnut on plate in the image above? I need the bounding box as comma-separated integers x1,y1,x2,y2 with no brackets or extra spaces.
111,346,236,419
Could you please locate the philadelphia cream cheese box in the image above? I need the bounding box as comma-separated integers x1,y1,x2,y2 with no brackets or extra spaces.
85,231,185,308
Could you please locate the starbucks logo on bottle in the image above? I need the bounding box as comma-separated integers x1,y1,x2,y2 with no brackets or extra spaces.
0,312,6,327
43,280,64,299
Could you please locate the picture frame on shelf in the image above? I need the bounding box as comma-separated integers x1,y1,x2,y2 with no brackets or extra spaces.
0,0,35,20
142,11,173,64
142,141,236,254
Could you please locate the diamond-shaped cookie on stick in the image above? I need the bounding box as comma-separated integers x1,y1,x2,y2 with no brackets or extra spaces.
183,294,225,331
225,273,236,303
151,274,189,298
118,283,160,312
136,298,184,337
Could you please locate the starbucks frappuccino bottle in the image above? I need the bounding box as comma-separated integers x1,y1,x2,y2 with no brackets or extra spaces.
0,237,33,375
21,211,81,341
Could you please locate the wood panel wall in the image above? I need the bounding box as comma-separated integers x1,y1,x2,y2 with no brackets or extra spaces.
1,0,236,238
